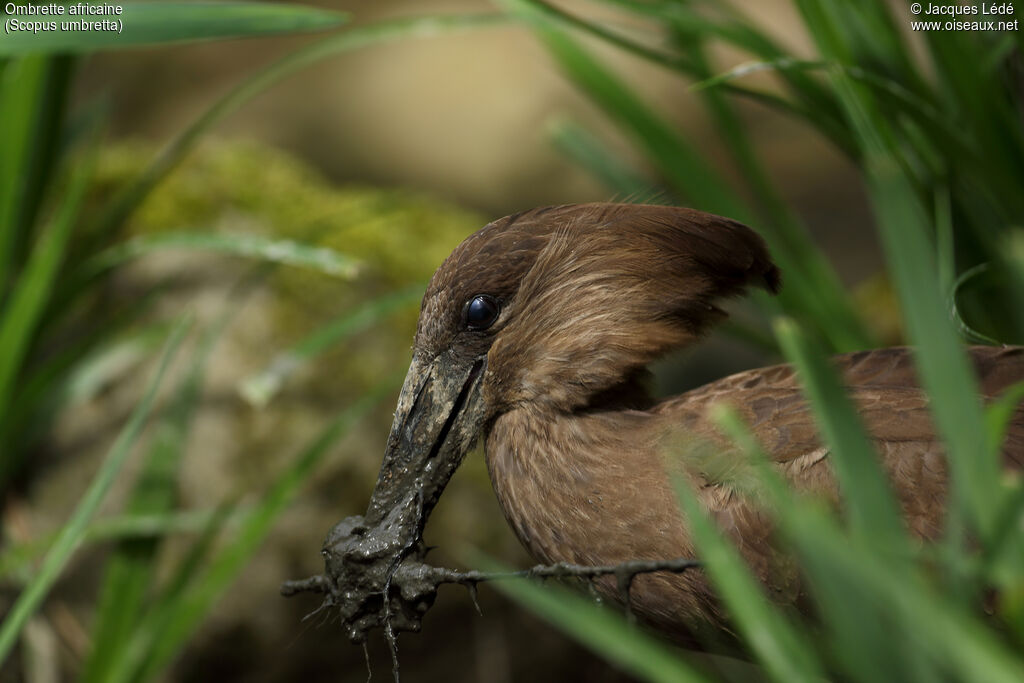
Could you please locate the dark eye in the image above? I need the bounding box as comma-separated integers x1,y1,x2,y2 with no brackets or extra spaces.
464,294,500,330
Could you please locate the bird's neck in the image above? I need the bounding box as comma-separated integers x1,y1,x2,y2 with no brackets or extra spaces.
484,401,687,568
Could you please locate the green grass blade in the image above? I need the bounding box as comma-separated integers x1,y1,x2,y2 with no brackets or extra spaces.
548,118,662,201
499,0,694,73
92,13,506,235
983,378,1024,594
0,283,169,461
670,469,825,683
773,317,906,553
0,316,190,665
0,2,348,56
487,558,712,683
0,507,249,583
595,0,850,150
500,0,749,220
79,231,363,283
0,141,93,482
61,320,174,406
111,377,400,683
100,499,240,683
81,314,227,683
858,131,996,539
694,57,969,155
922,29,1024,220
789,508,1021,683
0,55,72,279
985,475,1024,598
0,56,48,282
239,285,421,406
949,264,1003,346
985,380,1024,461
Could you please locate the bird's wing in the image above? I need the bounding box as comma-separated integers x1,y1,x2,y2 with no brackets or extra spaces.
657,345,1024,541
663,345,1024,466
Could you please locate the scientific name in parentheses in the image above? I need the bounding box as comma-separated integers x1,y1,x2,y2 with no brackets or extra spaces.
4,3,123,34
920,2,1015,15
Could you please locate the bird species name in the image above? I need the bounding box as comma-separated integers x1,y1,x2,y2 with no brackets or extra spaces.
3,3,122,15
3,3,122,34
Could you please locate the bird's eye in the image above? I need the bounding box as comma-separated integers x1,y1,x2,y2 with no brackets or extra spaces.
464,294,500,330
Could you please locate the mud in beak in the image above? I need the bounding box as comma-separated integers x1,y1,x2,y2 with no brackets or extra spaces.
365,350,487,527
316,350,488,642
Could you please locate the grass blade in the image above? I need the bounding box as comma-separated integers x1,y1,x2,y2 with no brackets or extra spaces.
0,142,94,482
102,499,240,683
92,13,506,235
79,231,363,283
594,0,851,152
110,377,400,683
548,118,662,201
81,314,227,683
670,466,825,683
773,317,906,553
0,507,250,583
0,55,72,278
0,316,190,665
488,557,712,683
502,0,748,219
239,285,421,406
0,2,348,56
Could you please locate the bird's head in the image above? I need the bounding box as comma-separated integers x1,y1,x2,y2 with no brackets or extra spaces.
319,203,779,641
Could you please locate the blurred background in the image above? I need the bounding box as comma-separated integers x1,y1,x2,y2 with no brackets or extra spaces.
2,1,1022,682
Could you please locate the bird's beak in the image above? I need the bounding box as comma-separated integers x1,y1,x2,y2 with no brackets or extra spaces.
317,349,488,642
366,350,488,528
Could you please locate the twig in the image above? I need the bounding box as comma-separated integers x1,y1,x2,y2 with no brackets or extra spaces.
280,556,701,596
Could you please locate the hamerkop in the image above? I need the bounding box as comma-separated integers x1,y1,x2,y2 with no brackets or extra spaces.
312,203,1024,645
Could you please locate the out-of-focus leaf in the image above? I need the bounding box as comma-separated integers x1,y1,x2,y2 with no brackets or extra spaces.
487,556,712,683
547,118,662,202
774,318,906,554
0,317,190,665
80,232,363,281
108,376,400,683
239,285,421,407
0,507,250,583
794,0,999,539
0,55,72,276
714,406,1024,683
82,312,229,683
671,466,825,683
0,142,93,482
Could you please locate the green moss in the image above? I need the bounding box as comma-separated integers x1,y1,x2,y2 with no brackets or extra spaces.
93,139,484,390
93,140,479,279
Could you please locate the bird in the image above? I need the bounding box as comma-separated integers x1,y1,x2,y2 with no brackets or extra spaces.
319,202,1024,646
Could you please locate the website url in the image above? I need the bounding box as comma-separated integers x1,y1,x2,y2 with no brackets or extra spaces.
911,19,1020,30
